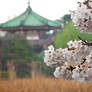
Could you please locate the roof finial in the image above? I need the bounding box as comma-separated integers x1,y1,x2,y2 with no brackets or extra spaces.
28,0,30,8
27,0,32,12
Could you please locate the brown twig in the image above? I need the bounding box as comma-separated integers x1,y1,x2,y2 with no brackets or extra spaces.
83,0,92,9
78,2,81,7
81,58,86,65
66,58,86,72
78,36,92,46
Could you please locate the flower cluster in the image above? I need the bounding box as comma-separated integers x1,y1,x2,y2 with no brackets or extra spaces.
71,0,92,33
44,45,65,67
44,40,92,82
44,0,92,82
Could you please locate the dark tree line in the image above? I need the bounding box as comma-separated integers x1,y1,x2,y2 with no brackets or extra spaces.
0,35,55,79
0,36,35,78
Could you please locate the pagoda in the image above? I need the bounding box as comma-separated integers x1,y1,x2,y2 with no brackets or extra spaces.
0,0,61,50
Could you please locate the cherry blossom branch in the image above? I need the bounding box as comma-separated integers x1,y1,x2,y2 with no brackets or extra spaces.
78,36,92,46
83,0,92,9
66,58,86,72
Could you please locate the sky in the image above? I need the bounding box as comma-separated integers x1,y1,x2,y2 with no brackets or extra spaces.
0,0,82,23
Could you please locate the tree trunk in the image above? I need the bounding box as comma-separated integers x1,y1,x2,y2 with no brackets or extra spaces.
31,61,38,78
7,60,16,80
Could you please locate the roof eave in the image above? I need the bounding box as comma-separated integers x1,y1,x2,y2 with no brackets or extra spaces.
0,25,61,31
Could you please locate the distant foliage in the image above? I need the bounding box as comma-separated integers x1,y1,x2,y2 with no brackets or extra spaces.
61,14,71,25
0,36,55,78
54,22,92,48
8,37,35,63
0,36,35,78
56,14,71,27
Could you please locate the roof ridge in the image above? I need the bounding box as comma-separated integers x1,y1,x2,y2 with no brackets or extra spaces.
0,6,61,28
33,11,61,26
20,11,29,25
32,12,48,25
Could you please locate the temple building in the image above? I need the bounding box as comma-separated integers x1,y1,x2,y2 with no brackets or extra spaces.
0,1,61,51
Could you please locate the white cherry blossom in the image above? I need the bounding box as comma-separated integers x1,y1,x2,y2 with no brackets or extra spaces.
71,1,92,33
44,0,92,82
86,52,92,63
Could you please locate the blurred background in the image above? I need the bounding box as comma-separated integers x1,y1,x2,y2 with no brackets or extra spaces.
0,0,92,92
0,0,92,79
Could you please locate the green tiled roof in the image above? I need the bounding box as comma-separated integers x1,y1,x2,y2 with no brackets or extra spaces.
0,6,61,28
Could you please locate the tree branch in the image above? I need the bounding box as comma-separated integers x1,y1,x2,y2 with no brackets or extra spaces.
78,36,92,46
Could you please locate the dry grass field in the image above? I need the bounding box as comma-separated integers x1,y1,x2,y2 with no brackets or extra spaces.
0,76,92,92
